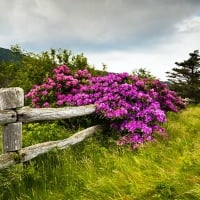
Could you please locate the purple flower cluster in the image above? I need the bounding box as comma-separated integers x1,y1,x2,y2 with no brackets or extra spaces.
26,65,185,149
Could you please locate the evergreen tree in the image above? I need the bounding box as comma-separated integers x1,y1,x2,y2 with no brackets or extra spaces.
166,50,200,102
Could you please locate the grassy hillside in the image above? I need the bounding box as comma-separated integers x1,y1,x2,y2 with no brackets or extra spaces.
0,105,200,199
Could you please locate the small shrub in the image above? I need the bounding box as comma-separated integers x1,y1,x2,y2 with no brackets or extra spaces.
22,121,72,147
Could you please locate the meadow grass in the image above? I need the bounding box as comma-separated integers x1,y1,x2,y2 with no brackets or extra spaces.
0,105,200,199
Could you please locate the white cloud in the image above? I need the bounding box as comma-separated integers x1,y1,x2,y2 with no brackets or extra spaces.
0,0,200,81
86,51,171,80
1,0,200,51
86,15,200,81
176,16,200,32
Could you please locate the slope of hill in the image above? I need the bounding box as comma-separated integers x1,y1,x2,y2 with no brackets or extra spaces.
0,47,21,62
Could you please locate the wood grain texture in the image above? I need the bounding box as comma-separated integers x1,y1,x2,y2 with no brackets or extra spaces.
0,125,102,169
2,122,22,152
0,110,17,125
17,105,96,123
0,87,24,110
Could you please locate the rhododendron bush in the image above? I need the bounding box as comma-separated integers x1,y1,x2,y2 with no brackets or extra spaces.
26,65,185,149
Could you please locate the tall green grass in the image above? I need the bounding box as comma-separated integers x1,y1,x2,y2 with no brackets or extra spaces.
0,105,200,199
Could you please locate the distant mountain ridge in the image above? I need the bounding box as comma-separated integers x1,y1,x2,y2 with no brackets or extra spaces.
0,47,21,62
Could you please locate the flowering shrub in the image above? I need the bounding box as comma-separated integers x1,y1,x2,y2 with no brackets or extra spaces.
26,65,185,149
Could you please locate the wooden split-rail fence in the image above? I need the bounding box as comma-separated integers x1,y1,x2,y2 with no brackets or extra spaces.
0,87,102,169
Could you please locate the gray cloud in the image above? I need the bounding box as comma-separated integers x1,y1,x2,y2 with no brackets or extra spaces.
1,0,200,52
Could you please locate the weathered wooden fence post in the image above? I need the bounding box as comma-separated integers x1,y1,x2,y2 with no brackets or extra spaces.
0,87,24,153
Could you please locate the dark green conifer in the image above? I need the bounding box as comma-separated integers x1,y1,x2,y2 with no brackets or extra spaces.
166,50,200,102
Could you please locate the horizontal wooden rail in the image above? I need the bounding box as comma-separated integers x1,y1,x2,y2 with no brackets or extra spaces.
0,125,102,169
17,105,96,123
0,110,16,124
0,105,96,125
0,88,100,169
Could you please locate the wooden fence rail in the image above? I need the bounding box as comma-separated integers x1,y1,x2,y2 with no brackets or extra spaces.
0,87,102,169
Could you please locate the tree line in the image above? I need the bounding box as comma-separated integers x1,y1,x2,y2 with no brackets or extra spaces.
0,45,200,103
0,45,107,93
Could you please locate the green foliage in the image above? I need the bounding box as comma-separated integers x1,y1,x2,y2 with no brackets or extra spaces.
0,45,107,93
166,50,200,102
22,122,72,147
9,48,59,93
132,67,155,79
0,45,23,87
0,61,21,88
0,106,200,199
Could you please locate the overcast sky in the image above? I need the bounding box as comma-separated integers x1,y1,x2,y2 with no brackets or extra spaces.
1,0,200,80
